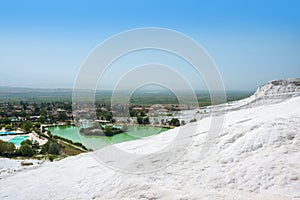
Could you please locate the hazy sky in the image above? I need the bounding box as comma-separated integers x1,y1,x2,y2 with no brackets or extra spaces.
0,0,299,91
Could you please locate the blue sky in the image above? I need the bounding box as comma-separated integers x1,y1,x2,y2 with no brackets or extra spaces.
0,0,299,90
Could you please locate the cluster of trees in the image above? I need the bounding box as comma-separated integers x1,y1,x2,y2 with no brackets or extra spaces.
102,126,124,136
168,118,180,127
16,140,37,157
79,123,126,137
0,139,38,157
136,117,183,126
0,138,62,158
137,116,150,125
96,109,113,121
0,117,11,125
0,121,35,133
160,118,182,127
41,141,61,155
22,121,33,132
0,140,15,157
0,101,74,127
129,109,148,118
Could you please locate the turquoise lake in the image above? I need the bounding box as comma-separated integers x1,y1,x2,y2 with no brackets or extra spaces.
47,125,168,150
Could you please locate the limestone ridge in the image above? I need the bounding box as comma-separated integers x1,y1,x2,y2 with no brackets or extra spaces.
222,78,300,111
254,78,300,97
186,78,300,121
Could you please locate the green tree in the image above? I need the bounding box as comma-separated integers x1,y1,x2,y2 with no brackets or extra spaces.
37,116,46,123
41,141,50,154
137,116,143,124
1,118,11,125
18,144,34,157
104,126,112,133
22,121,33,132
58,113,67,121
170,118,180,126
21,139,32,146
5,125,12,131
140,111,146,117
143,117,150,125
0,140,16,157
40,109,47,116
32,141,39,150
49,143,60,155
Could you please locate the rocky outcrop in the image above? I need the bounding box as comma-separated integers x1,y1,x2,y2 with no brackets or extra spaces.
254,78,300,97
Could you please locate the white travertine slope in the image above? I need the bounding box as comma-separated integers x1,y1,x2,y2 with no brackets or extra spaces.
0,79,300,200
220,78,300,109
173,78,300,124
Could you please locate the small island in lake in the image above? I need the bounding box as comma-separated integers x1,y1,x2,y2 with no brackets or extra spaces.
79,123,128,137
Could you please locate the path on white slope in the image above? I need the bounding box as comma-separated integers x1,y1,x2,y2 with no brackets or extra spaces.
1,82,300,199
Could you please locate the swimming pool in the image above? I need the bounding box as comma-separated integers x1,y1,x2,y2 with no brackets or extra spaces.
8,136,29,146
0,131,16,135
